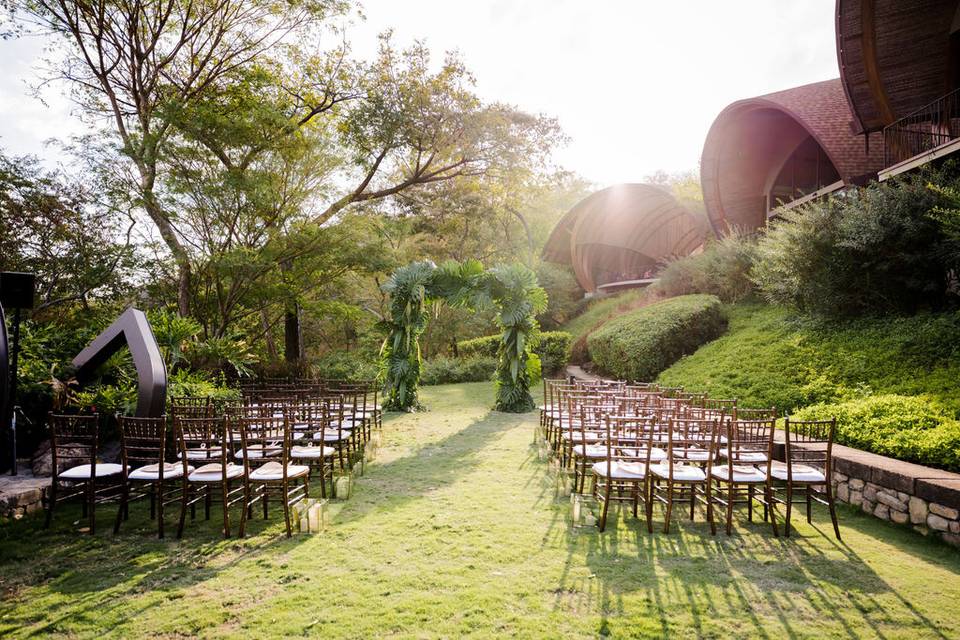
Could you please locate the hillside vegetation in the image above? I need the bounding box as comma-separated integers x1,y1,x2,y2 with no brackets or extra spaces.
587,294,726,381
656,303,960,469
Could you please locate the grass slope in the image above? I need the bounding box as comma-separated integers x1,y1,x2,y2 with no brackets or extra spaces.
1,382,958,638
562,289,648,341
658,303,960,415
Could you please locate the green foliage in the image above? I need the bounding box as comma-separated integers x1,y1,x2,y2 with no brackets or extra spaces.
789,395,960,471
587,294,726,381
653,231,758,302
311,350,379,382
420,355,497,385
483,263,548,413
751,171,951,316
657,303,960,468
458,330,571,374
379,260,546,413
535,262,583,329
562,289,649,342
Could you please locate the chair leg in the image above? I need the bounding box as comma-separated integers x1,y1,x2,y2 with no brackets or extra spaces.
765,481,779,537
826,482,841,541
88,480,96,535
784,482,794,537
221,479,231,538
726,482,735,535
114,481,129,535
282,481,292,538
663,480,674,534
177,480,189,539
44,484,56,529
706,481,716,536
806,487,812,524
598,480,612,532
157,480,165,539
748,485,754,522
690,482,696,521
645,480,654,534
632,482,639,518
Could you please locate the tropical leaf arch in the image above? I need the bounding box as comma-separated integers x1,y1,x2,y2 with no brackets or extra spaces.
379,259,547,412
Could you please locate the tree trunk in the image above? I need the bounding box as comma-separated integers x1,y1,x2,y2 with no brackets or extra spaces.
284,304,303,364
140,173,192,316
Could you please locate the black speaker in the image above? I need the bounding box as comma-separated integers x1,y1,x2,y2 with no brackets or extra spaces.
0,272,35,310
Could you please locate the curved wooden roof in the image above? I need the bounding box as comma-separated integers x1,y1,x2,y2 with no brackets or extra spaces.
700,79,885,235
542,184,707,292
836,0,959,134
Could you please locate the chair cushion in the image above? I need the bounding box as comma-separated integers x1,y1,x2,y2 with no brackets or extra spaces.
179,448,222,461
678,447,712,462
591,460,647,479
719,448,767,463
249,461,309,481
770,461,826,483
290,445,337,458
620,447,668,462
129,463,191,481
313,431,351,441
711,464,767,483
188,463,245,482
59,463,125,479
650,463,707,482
572,444,608,458
234,445,282,459
562,431,604,442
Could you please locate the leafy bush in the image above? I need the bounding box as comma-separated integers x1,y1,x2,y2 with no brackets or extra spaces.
535,262,584,330
789,395,960,471
751,170,951,316
309,350,379,382
587,294,726,381
562,289,649,341
420,355,497,385
653,231,757,302
458,330,572,374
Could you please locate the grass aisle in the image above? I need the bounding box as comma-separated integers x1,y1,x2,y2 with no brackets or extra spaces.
1,382,959,638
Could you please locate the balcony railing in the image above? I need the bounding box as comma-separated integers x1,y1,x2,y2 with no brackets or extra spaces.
883,87,960,167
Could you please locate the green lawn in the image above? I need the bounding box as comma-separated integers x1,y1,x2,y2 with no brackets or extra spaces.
1,382,959,638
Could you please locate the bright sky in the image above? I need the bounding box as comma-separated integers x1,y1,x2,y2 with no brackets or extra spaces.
0,0,839,186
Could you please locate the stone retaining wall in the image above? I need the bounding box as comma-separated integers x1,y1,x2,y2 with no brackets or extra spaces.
828,444,960,547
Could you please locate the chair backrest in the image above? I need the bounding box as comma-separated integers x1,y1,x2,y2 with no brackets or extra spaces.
175,416,229,465
170,396,213,420
783,417,836,470
118,415,168,474
734,406,777,421
602,414,657,476
48,413,99,478
665,416,721,475
729,418,775,463
234,414,291,477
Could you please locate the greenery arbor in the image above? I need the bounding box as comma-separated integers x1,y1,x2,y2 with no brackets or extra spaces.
380,260,547,413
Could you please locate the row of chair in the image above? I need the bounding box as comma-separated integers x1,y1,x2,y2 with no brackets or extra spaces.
44,382,382,538
541,378,841,539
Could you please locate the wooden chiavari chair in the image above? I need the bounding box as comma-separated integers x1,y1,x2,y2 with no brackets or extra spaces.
44,413,124,534
235,414,308,537
771,417,841,540
114,415,184,537
288,400,336,498
709,418,777,536
170,396,213,420
651,416,721,533
594,414,660,532
175,416,245,538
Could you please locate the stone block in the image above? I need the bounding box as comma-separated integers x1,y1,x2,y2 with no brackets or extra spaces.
849,490,863,507
897,491,910,502
890,510,909,525
861,500,875,514
929,502,959,520
836,483,850,503
950,521,960,534
909,497,928,524
915,478,960,511
873,504,890,520
941,533,960,548
863,484,878,502
834,472,848,483
849,478,865,490
876,491,907,512
927,513,951,532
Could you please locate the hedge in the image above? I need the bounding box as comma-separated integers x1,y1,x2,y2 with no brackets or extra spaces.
789,394,960,471
457,330,572,374
420,355,497,386
586,294,726,381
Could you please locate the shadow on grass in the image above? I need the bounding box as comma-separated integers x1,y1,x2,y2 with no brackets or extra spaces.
526,448,959,639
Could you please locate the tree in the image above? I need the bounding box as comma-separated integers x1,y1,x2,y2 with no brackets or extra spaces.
9,0,348,315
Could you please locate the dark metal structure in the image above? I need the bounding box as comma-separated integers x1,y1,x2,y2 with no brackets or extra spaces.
0,303,9,463
542,184,708,293
72,308,167,417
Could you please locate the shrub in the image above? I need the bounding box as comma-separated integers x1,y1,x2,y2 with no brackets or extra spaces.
653,231,757,302
310,350,379,382
751,170,952,316
587,294,726,381
420,355,497,385
535,262,584,330
789,395,960,471
457,331,572,374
